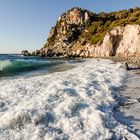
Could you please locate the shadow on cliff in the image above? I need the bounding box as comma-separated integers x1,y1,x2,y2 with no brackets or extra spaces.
112,35,122,56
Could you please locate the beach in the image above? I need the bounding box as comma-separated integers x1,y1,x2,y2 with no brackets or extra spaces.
114,68,140,139
0,58,139,140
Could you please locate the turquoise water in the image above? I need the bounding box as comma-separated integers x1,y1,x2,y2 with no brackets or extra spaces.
0,54,81,77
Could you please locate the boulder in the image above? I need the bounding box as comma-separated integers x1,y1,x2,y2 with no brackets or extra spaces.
32,50,40,56
21,50,31,56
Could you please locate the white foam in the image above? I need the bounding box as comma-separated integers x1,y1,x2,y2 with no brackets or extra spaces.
0,60,11,71
0,59,139,140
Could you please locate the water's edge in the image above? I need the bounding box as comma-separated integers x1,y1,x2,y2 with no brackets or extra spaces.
113,70,140,139
0,58,139,139
0,54,84,78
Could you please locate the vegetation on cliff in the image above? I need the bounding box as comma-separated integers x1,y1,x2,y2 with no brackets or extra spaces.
46,7,140,47
25,7,140,58
46,7,95,47
80,7,140,44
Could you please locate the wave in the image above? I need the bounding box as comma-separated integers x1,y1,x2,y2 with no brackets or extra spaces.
0,59,62,77
0,59,139,140
0,60,12,71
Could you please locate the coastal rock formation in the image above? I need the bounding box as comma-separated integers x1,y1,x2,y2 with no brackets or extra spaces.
40,7,95,57
31,7,140,58
21,50,31,56
115,25,140,57
87,25,140,57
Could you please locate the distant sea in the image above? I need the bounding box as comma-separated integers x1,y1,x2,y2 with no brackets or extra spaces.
0,54,79,77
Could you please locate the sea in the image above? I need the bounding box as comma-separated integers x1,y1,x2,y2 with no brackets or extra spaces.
0,54,80,78
0,54,139,140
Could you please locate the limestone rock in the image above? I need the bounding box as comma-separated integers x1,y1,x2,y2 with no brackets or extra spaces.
41,7,94,57
115,25,140,57
32,50,41,56
94,25,140,58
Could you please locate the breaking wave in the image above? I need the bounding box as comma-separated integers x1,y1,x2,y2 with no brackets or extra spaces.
0,59,63,77
0,60,12,71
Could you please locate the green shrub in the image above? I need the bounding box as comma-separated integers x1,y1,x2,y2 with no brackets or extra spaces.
90,33,105,44
47,7,140,46
86,8,140,45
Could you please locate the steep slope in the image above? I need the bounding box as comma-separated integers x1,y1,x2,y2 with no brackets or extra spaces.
82,24,140,57
41,7,95,57
31,7,140,58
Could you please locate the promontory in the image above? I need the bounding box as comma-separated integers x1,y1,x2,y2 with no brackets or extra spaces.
22,7,140,59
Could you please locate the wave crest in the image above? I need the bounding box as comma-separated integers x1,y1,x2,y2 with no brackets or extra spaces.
0,60,11,71
0,59,52,77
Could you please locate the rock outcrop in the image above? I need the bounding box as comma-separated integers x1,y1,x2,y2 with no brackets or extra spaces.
40,7,95,57
21,50,31,56
31,7,140,58
85,25,140,58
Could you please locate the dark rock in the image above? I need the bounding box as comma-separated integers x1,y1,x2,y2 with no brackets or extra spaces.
32,50,40,56
125,62,130,70
46,49,55,57
21,50,31,56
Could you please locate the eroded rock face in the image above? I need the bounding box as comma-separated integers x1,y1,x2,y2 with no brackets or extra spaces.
92,25,140,58
116,25,140,57
42,7,94,57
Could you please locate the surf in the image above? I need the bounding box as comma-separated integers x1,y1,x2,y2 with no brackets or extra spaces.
0,59,62,77
0,60,12,72
0,59,139,140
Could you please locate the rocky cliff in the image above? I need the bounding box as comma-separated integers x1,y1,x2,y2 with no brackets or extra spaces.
84,24,140,58
40,7,94,57
31,7,140,58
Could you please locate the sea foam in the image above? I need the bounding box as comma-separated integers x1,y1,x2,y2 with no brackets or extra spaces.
0,60,11,71
0,59,139,140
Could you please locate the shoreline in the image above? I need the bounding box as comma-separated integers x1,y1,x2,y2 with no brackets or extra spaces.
109,56,140,67
0,58,140,139
113,68,140,138
0,59,135,139
21,54,140,67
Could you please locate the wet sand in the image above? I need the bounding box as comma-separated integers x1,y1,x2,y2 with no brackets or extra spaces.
114,69,140,138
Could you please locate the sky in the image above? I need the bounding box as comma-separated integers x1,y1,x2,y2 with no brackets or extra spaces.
0,0,140,54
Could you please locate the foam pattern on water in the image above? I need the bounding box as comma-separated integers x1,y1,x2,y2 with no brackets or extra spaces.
0,60,11,71
0,59,139,140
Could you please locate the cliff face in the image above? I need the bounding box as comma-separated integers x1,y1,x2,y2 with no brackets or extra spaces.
33,7,140,58
87,25,140,58
41,7,94,57
115,25,140,57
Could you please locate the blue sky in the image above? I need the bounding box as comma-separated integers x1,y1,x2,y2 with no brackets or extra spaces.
0,0,140,54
